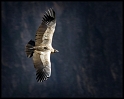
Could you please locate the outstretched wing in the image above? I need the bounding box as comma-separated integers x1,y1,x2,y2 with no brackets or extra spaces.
33,50,51,82
35,8,56,46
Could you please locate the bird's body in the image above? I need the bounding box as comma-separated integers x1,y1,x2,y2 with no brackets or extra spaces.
25,8,58,82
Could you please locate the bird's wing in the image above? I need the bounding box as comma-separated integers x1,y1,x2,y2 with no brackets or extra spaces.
33,50,51,82
35,8,56,46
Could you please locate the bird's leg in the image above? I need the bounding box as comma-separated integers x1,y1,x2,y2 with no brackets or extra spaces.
29,46,42,51
29,47,35,50
29,47,34,50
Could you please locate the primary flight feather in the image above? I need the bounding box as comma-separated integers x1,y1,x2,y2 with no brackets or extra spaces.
25,8,59,82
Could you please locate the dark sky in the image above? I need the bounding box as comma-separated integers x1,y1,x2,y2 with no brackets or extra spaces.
1,1,123,98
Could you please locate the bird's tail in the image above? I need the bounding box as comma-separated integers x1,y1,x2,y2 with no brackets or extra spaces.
25,39,35,58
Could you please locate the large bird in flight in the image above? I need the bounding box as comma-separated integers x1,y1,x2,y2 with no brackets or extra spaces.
25,8,59,82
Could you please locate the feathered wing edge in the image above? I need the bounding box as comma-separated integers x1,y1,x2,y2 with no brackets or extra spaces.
36,66,51,82
42,8,55,25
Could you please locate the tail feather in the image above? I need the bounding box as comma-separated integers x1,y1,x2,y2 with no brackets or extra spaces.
25,39,35,58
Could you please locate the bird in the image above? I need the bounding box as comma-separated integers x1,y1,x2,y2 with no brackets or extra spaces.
25,8,59,82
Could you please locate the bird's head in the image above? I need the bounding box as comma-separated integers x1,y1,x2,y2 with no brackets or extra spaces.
54,49,59,53
51,49,59,54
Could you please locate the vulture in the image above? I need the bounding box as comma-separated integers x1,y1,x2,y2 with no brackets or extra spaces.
25,8,59,82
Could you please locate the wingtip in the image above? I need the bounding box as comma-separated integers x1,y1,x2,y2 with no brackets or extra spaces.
36,67,51,82
42,8,55,24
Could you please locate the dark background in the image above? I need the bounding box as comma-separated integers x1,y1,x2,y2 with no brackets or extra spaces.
1,1,123,98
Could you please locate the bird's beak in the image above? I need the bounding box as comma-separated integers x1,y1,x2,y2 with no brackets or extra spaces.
55,49,59,53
